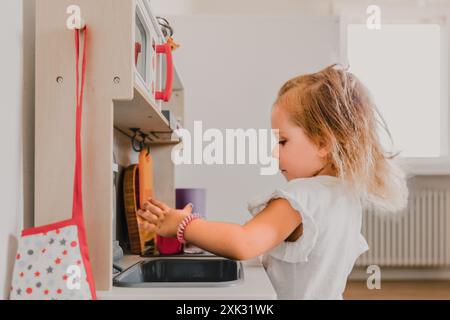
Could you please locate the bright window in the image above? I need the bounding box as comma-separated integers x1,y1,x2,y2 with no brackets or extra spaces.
347,24,446,159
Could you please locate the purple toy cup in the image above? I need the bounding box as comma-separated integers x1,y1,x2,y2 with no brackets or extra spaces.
176,188,206,218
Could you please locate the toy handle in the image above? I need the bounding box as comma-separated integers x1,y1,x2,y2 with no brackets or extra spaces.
155,43,173,102
135,42,142,66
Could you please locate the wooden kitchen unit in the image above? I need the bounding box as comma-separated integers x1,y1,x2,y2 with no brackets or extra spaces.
35,0,184,291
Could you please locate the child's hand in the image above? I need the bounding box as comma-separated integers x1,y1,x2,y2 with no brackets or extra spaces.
137,198,194,238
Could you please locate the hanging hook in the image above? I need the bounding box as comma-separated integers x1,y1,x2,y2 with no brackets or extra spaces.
156,16,174,38
130,128,143,153
131,139,143,153
141,133,151,157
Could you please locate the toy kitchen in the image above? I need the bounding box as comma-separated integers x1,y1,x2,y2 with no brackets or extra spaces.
33,0,276,300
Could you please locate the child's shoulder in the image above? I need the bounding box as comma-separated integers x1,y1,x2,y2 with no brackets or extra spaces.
283,175,356,213
247,176,343,217
284,175,342,194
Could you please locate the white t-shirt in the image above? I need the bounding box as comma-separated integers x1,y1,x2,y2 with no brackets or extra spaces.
247,175,369,300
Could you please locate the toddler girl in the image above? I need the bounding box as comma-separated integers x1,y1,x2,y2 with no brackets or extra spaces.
138,64,408,300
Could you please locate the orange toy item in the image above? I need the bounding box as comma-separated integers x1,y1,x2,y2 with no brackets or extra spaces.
123,148,156,255
138,149,154,207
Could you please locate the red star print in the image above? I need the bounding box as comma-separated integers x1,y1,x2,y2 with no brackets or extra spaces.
19,272,24,278
57,289,62,295
34,271,40,277
26,288,33,295
16,254,20,260
62,250,67,256
76,260,82,265
44,290,49,295
63,275,68,281
71,241,78,247
55,258,61,265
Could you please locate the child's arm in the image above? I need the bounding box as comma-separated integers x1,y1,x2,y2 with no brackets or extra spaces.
138,198,302,261
185,198,302,260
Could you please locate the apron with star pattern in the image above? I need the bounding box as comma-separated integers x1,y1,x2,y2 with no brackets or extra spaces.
10,27,96,300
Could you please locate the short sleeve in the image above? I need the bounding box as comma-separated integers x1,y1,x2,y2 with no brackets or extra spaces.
247,187,318,263
357,233,370,256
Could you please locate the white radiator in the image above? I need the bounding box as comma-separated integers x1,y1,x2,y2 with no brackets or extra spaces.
357,190,450,267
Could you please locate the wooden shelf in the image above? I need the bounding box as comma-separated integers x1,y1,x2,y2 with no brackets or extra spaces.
148,138,181,145
113,126,181,146
147,130,182,145
114,74,172,135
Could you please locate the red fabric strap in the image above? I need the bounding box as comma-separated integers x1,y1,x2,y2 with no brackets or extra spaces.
72,28,88,221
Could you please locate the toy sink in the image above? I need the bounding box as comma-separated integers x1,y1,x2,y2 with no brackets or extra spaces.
113,256,244,288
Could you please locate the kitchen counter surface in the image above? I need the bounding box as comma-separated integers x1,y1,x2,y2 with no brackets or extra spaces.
97,254,277,300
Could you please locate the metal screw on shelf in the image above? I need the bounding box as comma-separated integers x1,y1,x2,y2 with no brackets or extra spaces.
113,77,121,84
56,76,64,84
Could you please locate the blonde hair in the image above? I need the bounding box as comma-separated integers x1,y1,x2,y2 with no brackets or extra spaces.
275,64,408,213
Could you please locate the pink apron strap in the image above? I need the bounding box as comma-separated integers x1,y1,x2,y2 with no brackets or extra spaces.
72,27,88,222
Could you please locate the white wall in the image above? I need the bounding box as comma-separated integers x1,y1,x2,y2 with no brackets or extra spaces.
0,0,35,300
165,15,341,224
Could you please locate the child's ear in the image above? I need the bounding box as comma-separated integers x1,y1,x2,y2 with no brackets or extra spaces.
317,141,331,158
317,148,328,158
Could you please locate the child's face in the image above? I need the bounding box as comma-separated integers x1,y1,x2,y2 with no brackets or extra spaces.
271,104,329,181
